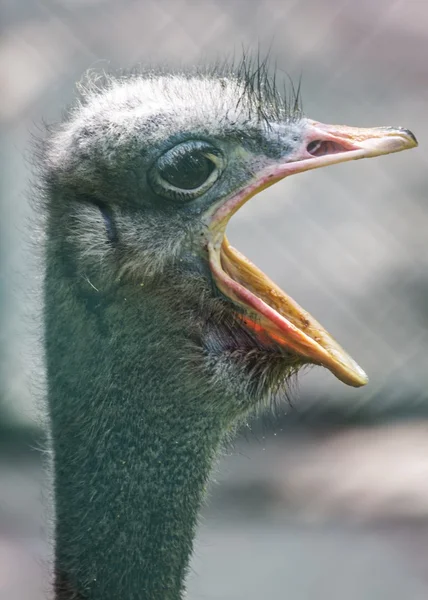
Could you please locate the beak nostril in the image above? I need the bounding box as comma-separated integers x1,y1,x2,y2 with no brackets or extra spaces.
307,140,349,157
307,140,322,155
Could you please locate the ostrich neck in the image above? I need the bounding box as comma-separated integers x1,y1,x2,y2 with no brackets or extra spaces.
45,255,227,600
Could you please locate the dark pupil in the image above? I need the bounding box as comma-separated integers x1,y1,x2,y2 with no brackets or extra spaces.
161,150,214,190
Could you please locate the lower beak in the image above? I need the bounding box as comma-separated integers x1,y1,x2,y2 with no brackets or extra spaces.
208,120,417,387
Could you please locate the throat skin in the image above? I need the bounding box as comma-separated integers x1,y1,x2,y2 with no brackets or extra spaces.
45,255,232,600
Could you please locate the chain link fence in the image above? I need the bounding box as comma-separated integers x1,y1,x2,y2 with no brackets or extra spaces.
1,1,428,598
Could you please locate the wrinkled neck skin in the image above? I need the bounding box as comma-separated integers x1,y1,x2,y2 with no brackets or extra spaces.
45,243,246,600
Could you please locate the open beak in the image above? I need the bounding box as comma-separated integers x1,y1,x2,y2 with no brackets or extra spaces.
207,119,418,387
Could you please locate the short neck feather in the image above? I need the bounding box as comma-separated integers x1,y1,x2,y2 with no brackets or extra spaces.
45,248,232,600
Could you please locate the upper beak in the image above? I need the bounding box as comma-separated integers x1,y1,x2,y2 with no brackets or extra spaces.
211,120,418,232
301,120,418,164
207,120,418,387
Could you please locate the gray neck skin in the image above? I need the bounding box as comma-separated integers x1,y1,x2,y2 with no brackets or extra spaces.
45,248,232,600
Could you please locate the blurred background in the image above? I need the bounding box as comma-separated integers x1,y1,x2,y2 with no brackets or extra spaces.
1,0,428,598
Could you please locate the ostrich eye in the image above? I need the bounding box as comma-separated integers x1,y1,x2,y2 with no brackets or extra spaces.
161,151,213,189
149,141,225,201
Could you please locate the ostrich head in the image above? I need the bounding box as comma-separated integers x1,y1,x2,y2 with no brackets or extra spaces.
43,64,415,414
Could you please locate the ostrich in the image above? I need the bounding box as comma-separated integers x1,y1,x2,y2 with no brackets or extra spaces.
39,62,417,600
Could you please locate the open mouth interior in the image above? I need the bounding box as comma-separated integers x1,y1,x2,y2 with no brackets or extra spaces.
209,232,368,388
